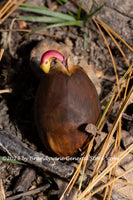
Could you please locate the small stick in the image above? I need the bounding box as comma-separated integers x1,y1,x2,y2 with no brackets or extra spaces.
6,184,50,200
0,48,4,61
0,131,74,178
0,29,62,39
0,88,12,94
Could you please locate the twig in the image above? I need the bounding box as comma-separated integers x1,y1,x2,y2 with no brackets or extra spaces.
0,88,12,94
0,29,62,39
6,184,50,200
0,131,74,178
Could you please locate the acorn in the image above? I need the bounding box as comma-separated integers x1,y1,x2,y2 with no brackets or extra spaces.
34,50,101,157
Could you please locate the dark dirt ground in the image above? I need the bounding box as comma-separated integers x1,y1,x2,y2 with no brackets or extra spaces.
0,0,133,199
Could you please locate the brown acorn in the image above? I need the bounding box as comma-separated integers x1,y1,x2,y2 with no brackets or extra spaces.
34,50,101,157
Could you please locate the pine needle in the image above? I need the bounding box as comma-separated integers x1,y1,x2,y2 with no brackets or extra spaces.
0,0,26,24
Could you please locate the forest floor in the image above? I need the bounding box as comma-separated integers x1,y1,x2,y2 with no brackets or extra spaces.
0,0,133,200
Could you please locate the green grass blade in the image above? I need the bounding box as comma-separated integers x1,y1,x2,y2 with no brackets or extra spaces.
90,0,95,13
84,0,104,20
57,0,68,5
77,3,82,20
19,16,65,23
0,156,26,165
18,4,75,21
26,20,83,35
121,63,133,81
83,28,89,49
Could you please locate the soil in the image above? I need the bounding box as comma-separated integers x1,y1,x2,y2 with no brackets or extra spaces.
0,0,133,199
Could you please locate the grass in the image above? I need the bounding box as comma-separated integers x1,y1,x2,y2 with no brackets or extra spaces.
0,0,104,35
16,1,104,34
17,3,83,34
0,156,26,165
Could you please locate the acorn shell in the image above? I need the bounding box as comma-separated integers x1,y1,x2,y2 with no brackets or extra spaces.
35,64,101,157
